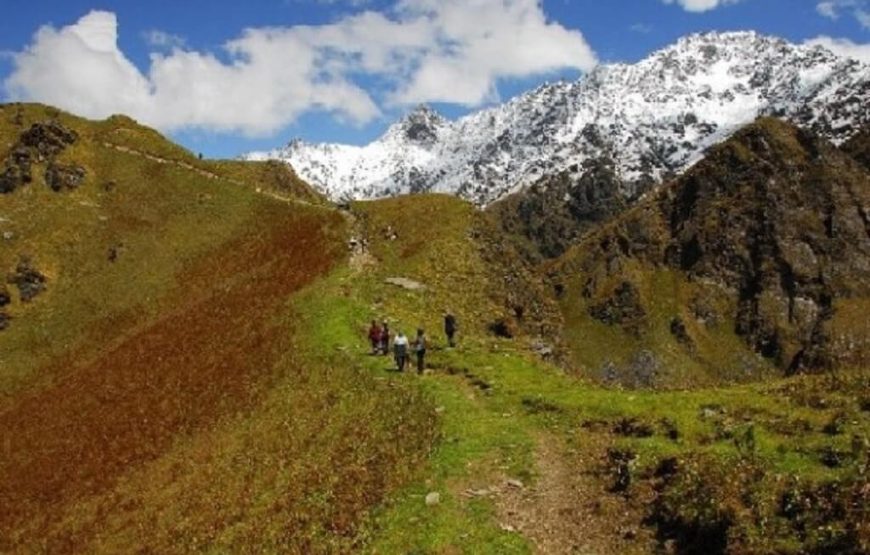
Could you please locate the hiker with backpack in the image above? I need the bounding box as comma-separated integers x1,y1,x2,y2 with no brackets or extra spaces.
368,320,382,354
380,321,390,355
444,311,457,347
413,328,427,374
393,330,409,372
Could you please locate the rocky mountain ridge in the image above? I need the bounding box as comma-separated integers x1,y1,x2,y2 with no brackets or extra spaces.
246,31,870,205
550,118,870,383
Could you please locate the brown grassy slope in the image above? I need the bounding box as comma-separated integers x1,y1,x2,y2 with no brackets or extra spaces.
0,203,339,538
548,118,870,386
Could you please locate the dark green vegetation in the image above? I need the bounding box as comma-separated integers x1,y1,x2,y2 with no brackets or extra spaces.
1,106,867,554
487,156,630,262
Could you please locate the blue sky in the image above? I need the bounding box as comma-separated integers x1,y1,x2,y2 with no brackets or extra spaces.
1,0,867,158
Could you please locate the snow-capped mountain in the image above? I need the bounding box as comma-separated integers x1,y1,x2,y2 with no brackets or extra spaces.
245,31,870,205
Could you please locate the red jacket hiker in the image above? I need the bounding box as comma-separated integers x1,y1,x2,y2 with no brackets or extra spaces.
368,321,382,353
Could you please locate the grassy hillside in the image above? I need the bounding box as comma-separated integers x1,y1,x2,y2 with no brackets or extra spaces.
0,104,435,552
1,107,867,554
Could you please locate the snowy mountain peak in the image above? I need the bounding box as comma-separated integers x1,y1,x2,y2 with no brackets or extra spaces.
245,31,870,205
384,104,447,146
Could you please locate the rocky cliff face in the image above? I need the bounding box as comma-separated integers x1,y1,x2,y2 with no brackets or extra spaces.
551,118,870,381
842,125,870,171
247,32,870,208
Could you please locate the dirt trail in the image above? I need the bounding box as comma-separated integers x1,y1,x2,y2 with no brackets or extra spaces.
496,432,656,555
100,142,313,206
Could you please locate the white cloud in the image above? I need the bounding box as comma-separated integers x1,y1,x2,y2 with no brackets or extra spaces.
4,3,596,136
143,30,186,49
815,0,870,27
817,1,839,18
662,0,739,13
805,35,870,63
388,0,597,106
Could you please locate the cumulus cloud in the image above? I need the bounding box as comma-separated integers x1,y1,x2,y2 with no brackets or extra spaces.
817,1,840,18
805,35,870,63
388,0,597,105
3,2,596,136
815,0,870,28
662,0,739,13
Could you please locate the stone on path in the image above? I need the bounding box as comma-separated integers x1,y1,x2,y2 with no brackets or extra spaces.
385,277,427,291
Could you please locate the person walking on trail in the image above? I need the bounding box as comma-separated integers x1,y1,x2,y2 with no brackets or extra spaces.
383,322,392,355
413,328,427,374
368,320,382,354
393,331,409,372
444,311,457,347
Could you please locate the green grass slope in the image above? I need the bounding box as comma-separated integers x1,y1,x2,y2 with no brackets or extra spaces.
291,193,868,554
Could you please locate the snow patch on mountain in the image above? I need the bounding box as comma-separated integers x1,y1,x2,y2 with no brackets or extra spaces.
245,31,870,205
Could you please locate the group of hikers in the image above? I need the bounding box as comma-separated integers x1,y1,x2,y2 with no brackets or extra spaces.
368,312,458,373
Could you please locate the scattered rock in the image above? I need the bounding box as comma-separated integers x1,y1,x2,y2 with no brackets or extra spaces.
384,276,426,291
463,488,493,498
531,338,554,359
0,164,27,194
613,417,655,438
3,231,15,241
607,448,637,493
621,350,661,388
669,316,694,351
425,491,441,506
588,281,646,335
660,418,680,441
699,404,726,419
488,318,515,338
8,256,47,302
0,287,10,307
107,244,123,263
819,446,846,468
45,163,86,192
822,412,847,436
506,478,524,489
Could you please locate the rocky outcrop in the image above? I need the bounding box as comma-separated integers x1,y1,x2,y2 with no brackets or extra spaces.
487,156,630,261
554,118,870,374
842,126,870,171
0,120,81,194
19,120,78,159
